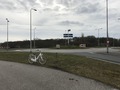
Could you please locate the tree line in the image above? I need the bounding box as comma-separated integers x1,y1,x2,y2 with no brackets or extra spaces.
0,36,120,48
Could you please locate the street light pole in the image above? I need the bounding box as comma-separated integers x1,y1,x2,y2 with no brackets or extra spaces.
33,27,36,49
106,0,109,53
96,28,102,47
30,8,37,52
6,18,9,51
65,30,67,46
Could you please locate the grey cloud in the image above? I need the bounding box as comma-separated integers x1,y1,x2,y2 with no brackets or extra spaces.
91,14,105,20
60,0,70,7
75,2,101,14
43,8,52,11
39,0,102,15
89,8,119,21
0,18,6,25
43,6,61,12
0,0,16,10
39,0,54,5
0,0,101,13
58,20,84,26
54,6,61,11
35,18,49,26
17,0,38,10
0,0,39,11
17,0,28,10
56,0,81,8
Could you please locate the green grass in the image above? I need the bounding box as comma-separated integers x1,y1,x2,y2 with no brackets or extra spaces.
0,52,120,89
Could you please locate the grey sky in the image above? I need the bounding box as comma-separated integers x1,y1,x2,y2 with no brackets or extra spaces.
0,0,120,42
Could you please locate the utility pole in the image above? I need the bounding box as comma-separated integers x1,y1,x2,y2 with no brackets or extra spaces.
106,0,109,53
33,27,36,49
6,18,9,51
30,8,37,52
96,28,102,47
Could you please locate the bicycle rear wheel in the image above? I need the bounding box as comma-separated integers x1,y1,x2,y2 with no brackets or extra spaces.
38,54,46,65
28,53,35,64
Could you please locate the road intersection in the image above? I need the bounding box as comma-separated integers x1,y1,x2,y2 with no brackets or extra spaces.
15,47,120,64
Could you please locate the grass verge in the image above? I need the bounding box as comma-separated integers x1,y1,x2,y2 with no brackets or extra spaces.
0,52,120,89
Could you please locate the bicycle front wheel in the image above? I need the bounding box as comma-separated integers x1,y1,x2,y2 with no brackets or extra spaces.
38,54,47,65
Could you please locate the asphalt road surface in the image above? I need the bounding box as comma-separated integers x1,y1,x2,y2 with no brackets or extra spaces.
20,47,120,64
70,52,120,64
0,61,118,90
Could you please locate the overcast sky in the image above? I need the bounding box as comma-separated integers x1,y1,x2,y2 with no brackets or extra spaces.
0,0,120,42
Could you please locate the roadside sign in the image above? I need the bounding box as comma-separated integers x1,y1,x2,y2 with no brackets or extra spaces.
63,34,73,37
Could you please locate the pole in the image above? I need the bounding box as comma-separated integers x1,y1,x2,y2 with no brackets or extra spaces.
106,0,109,53
68,30,69,45
6,18,9,51
30,8,37,52
96,28,102,47
30,9,32,52
34,27,36,49
65,30,66,46
7,20,8,51
98,29,100,46
67,29,71,45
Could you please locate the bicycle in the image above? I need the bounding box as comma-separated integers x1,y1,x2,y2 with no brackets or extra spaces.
28,50,47,65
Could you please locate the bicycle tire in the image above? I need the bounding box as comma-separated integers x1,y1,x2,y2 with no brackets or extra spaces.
38,54,46,65
28,53,35,64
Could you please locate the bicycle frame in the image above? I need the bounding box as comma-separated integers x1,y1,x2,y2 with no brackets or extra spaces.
30,52,41,62
36,53,42,61
28,50,46,64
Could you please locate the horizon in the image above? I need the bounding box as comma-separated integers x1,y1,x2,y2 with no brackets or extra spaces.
0,35,119,43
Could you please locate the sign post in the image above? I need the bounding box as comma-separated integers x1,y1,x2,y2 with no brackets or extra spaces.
63,33,73,45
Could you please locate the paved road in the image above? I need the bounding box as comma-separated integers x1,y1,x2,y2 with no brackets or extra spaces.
26,48,120,64
15,47,120,64
70,52,120,64
0,61,118,90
